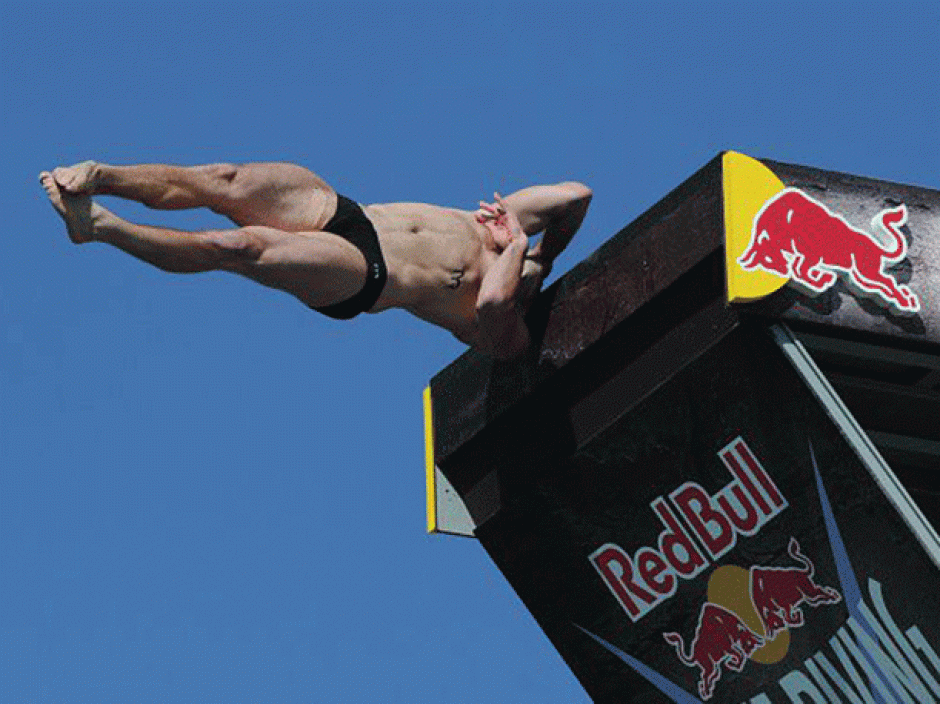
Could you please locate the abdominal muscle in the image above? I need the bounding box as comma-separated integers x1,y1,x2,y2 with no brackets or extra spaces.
361,202,496,338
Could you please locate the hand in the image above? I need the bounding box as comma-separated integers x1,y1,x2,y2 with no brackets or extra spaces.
475,196,506,224
476,193,526,250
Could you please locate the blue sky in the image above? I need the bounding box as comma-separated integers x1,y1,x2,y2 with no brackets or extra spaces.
4,1,940,702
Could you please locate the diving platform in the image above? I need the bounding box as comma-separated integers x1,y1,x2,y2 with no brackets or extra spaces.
424,153,940,703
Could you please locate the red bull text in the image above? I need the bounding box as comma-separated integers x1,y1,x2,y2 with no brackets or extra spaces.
585,437,863,701
589,438,788,622
738,188,920,313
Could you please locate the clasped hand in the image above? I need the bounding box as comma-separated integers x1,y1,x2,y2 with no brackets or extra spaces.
475,193,527,250
476,193,552,282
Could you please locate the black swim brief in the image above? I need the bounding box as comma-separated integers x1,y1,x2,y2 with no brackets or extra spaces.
313,194,388,320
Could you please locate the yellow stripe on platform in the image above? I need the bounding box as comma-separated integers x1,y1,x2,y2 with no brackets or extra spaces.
423,386,437,534
723,151,789,303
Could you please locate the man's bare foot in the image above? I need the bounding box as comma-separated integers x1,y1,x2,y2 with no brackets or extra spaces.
40,171,101,244
51,160,100,194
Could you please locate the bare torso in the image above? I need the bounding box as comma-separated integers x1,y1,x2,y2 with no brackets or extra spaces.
360,202,503,343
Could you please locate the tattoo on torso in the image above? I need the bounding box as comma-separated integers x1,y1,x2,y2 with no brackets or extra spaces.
447,269,465,289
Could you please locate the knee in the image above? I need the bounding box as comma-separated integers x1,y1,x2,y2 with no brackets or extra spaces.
195,163,244,203
204,228,265,268
200,163,239,183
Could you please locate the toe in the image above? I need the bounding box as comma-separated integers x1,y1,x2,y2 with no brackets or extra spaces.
42,175,63,200
51,167,70,186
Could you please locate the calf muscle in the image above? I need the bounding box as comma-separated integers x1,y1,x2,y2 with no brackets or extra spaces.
95,215,229,273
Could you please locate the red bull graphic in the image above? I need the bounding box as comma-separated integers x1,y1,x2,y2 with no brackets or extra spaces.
559,324,940,702
737,188,920,313
751,536,842,638
661,539,840,700
589,437,787,622
583,575,940,704
663,602,765,700
576,435,940,703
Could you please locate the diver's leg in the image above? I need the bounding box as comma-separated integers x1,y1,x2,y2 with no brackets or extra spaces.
51,161,337,232
41,172,365,306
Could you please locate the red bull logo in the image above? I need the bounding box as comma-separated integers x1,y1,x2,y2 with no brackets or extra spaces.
738,188,920,313
663,603,764,700
750,536,841,638
589,438,787,622
663,538,841,700
578,432,940,704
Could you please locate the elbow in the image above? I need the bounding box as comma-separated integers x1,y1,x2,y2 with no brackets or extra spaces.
555,182,593,217
561,181,593,203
